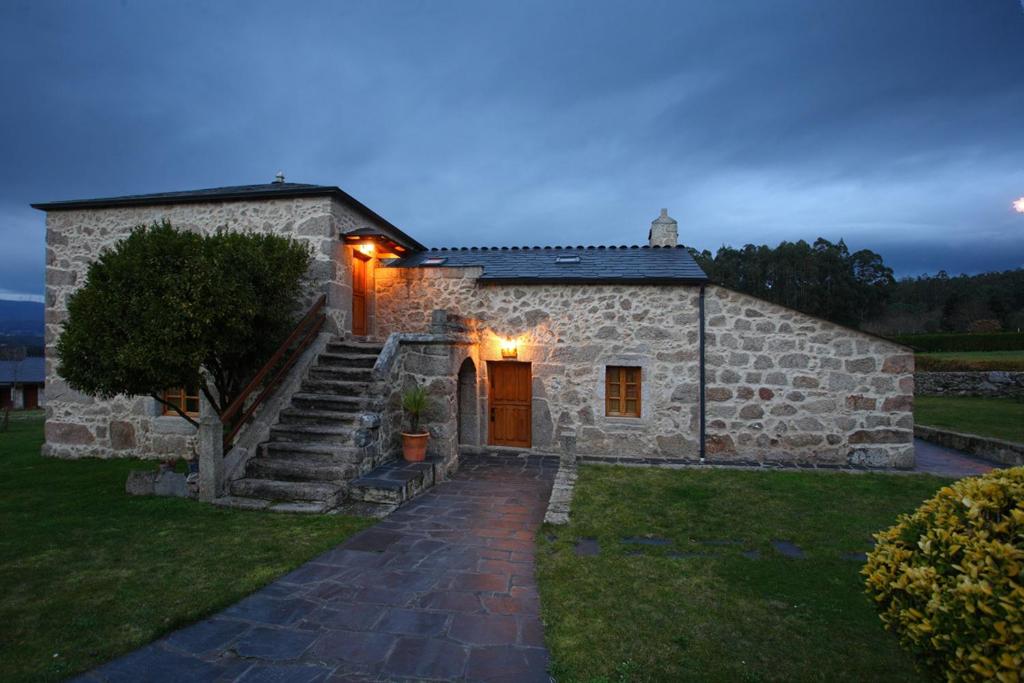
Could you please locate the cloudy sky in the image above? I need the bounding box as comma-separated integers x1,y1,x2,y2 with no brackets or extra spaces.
1,0,1022,302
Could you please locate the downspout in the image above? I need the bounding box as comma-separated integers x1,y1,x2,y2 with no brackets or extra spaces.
699,283,706,464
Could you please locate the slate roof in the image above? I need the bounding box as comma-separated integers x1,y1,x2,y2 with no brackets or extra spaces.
31,182,426,251
386,244,708,284
0,357,45,385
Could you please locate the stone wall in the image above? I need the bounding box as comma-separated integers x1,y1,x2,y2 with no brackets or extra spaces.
703,288,915,468
374,267,915,468
41,196,387,459
915,371,1024,398
374,327,477,478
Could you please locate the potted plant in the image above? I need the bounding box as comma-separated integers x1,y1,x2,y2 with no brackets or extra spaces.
401,384,429,462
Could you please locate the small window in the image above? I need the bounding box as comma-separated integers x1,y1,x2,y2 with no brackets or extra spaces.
555,255,580,264
606,366,641,417
422,257,447,265
163,386,200,417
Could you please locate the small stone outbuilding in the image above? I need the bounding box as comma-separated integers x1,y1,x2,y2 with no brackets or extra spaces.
33,180,914,474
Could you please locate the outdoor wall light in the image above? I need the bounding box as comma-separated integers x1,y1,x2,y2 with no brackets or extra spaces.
500,337,518,359
357,243,375,257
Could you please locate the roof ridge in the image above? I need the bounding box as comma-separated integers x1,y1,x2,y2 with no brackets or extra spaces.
428,243,689,251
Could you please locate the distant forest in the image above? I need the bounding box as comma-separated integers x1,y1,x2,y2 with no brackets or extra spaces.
688,239,1024,336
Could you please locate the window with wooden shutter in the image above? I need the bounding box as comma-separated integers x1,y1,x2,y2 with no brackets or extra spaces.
162,386,200,417
605,366,641,417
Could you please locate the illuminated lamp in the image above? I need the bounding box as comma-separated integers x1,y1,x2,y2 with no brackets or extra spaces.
500,338,518,359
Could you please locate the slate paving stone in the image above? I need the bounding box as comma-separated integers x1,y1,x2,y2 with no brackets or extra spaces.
85,644,244,683
375,607,450,637
304,603,384,631
574,537,600,556
382,637,469,679
742,549,762,560
162,618,250,656
220,596,318,626
417,590,485,613
771,539,806,559
236,662,334,683
308,629,397,664
449,613,520,646
842,552,868,562
345,530,402,553
78,455,555,682
668,551,712,559
622,536,671,545
233,627,319,660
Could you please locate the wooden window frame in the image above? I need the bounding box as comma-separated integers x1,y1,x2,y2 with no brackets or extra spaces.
605,366,642,418
162,386,200,417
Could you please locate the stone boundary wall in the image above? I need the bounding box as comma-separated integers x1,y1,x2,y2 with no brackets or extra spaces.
41,196,389,459
375,330,477,478
915,424,1024,467
703,287,915,469
374,268,915,468
915,371,1024,398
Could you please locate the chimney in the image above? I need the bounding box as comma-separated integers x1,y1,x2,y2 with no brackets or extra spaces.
648,208,678,247
273,171,285,184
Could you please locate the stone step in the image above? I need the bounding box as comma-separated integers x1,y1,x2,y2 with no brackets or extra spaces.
327,341,385,354
262,441,365,464
229,477,345,505
300,378,374,396
349,457,441,505
290,392,379,412
316,352,379,368
309,365,374,382
270,423,355,445
277,407,361,426
212,495,333,514
247,455,356,482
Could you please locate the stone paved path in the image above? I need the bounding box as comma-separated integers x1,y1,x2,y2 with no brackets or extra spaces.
79,455,557,683
913,437,1003,478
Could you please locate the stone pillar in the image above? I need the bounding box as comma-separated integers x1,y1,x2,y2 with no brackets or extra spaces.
197,392,223,502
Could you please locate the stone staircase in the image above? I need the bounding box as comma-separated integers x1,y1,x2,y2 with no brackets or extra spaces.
215,338,389,514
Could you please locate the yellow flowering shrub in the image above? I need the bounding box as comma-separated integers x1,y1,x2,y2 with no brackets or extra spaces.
864,467,1024,682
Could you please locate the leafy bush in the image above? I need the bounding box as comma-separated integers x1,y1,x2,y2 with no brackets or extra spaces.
863,468,1024,680
892,332,1024,353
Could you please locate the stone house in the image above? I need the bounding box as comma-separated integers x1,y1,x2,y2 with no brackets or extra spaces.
0,356,45,410
33,179,914,511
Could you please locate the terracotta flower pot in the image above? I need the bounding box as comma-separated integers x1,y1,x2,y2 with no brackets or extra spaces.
401,432,429,462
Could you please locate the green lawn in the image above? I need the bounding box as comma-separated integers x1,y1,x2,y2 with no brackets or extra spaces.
538,465,949,682
916,350,1024,372
915,395,1024,443
0,412,373,682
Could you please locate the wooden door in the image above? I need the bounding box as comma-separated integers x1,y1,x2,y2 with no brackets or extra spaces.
351,250,369,336
23,385,38,410
488,361,531,447
0,386,10,409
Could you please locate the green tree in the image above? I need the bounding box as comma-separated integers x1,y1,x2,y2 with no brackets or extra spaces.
56,221,312,425
693,237,894,328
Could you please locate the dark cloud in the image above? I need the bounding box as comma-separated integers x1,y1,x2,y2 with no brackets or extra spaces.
1,0,1022,298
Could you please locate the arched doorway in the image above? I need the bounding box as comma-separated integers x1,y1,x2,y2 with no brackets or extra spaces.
457,358,478,447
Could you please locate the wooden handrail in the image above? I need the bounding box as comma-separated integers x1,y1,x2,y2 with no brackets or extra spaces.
220,294,326,450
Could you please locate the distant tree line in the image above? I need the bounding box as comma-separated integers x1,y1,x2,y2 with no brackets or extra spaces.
688,238,894,328
865,268,1024,336
689,238,1024,335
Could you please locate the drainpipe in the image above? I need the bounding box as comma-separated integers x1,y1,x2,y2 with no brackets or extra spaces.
699,284,706,464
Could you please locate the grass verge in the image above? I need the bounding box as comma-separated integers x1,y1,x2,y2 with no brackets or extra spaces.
0,412,373,682
914,395,1024,443
537,465,949,682
916,350,1024,372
